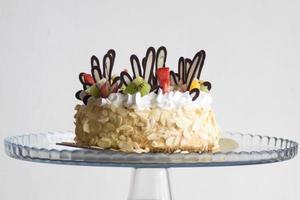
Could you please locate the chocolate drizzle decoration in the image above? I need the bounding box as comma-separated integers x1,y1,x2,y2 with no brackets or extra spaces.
83,95,91,105
91,56,102,82
156,46,167,69
178,57,185,83
189,88,200,101
170,70,178,85
120,71,133,86
203,81,212,91
76,46,211,103
130,55,143,79
143,47,156,84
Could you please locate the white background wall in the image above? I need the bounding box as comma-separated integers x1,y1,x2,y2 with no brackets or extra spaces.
0,0,299,199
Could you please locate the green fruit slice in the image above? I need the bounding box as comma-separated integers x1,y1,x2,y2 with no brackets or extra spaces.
200,84,209,93
132,76,144,86
138,82,151,97
85,84,100,97
124,83,138,94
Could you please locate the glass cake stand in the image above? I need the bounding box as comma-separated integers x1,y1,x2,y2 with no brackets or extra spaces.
4,131,298,200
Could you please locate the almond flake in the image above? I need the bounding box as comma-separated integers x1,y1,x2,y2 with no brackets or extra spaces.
97,138,112,148
82,120,90,133
175,117,190,129
166,136,176,147
98,117,109,123
118,141,134,152
147,133,159,141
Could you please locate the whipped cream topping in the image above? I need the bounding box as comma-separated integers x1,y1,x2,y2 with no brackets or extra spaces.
90,89,212,109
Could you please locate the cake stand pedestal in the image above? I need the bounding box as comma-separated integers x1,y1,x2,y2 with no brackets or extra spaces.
128,168,172,200
4,131,298,200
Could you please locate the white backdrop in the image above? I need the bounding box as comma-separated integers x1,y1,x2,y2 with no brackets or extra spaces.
0,0,299,199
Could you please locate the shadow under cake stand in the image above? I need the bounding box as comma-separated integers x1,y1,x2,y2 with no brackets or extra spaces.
4,131,298,200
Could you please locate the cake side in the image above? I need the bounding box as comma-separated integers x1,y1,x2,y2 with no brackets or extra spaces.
74,101,220,153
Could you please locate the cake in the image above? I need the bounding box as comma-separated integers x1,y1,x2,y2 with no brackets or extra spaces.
74,47,221,153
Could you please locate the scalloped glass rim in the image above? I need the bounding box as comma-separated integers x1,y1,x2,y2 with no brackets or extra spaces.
4,131,298,168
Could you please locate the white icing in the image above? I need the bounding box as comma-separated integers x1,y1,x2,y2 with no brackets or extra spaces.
103,89,212,109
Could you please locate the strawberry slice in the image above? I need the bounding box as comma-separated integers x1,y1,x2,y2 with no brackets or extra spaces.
110,82,119,93
83,73,95,85
157,67,170,93
99,81,110,98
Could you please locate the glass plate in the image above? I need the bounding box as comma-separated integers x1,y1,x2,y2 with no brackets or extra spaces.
4,131,298,168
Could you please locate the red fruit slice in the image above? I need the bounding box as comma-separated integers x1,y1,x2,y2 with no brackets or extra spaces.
110,82,119,93
99,81,110,98
83,73,95,85
157,67,170,93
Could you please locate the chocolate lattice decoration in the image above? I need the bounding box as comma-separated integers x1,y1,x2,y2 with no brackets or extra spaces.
76,46,211,104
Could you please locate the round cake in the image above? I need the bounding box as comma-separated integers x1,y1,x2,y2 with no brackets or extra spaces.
74,47,221,153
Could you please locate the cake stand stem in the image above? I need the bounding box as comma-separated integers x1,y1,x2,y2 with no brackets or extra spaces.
127,168,173,200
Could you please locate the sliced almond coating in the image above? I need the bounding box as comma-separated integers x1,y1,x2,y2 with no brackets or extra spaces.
183,129,192,139
118,125,134,132
116,107,128,117
102,109,108,116
98,117,109,123
166,118,175,128
128,112,137,118
192,119,202,131
136,111,149,119
174,135,181,146
174,149,181,153
131,142,139,149
116,115,123,127
160,111,171,126
180,138,189,146
175,117,190,129
136,122,145,127
108,111,116,122
152,140,165,148
147,133,159,141
150,109,161,121
166,136,176,147
119,135,126,141
134,149,147,153
105,122,115,132
97,138,112,148
118,141,134,152
149,117,156,127
82,120,90,133
75,104,81,110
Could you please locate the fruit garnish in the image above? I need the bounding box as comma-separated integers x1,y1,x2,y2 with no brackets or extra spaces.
110,82,119,93
76,47,212,102
189,79,201,91
188,78,211,93
99,82,110,98
85,84,100,97
86,79,119,99
195,80,211,93
202,81,212,91
123,76,150,97
123,82,138,94
120,84,126,91
132,76,144,86
138,82,151,96
83,73,95,85
200,84,209,93
157,67,170,93
97,78,107,86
